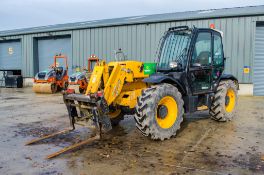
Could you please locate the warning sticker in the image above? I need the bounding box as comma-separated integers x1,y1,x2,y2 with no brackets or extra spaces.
244,66,250,74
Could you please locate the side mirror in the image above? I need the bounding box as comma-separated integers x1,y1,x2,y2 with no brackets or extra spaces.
192,63,201,67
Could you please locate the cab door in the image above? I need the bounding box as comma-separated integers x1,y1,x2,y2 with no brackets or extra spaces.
211,32,224,82
188,31,213,94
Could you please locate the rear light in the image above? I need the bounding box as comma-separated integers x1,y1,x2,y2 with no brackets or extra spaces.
66,88,75,94
97,91,103,97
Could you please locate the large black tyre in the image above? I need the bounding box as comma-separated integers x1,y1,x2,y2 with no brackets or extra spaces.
209,80,238,122
64,82,69,90
79,87,85,94
134,83,184,140
51,83,57,94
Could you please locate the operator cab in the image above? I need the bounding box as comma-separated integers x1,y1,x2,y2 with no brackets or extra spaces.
55,66,67,80
155,26,225,94
145,26,227,113
158,26,192,71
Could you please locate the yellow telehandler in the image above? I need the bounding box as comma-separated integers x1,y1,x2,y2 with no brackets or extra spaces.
26,26,239,159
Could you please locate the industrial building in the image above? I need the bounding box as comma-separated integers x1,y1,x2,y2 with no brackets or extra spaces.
0,5,264,95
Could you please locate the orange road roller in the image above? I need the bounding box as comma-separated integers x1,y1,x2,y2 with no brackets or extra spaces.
67,55,99,93
33,54,69,93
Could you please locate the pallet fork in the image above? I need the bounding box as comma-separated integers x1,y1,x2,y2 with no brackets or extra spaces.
25,125,101,159
26,89,111,159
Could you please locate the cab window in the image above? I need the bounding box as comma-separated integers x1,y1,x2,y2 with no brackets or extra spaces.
213,34,224,66
191,32,212,66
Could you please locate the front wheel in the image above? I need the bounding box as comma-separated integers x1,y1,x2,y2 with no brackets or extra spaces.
63,82,69,90
79,87,85,94
134,83,184,140
209,80,238,121
109,110,124,126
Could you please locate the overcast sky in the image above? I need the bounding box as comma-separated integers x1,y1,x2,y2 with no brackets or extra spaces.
0,0,263,31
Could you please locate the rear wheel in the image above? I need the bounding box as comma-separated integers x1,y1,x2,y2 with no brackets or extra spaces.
63,82,69,90
79,87,85,94
51,83,57,93
109,110,124,126
134,83,184,140
209,80,238,121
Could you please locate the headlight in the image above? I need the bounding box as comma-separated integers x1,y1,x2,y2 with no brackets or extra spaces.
169,62,178,68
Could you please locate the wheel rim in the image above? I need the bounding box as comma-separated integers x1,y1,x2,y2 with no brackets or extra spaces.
225,88,236,113
156,96,178,129
109,110,121,119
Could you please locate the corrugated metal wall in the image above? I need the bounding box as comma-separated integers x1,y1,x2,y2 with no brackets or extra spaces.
71,15,264,83
72,16,264,83
253,26,264,95
2,15,264,83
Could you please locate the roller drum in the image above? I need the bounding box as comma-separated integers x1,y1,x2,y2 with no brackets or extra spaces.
32,83,56,94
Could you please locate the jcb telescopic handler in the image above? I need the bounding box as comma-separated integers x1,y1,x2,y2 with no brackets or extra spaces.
27,26,238,158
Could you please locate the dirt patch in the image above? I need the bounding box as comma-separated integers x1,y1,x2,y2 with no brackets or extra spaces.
2,96,25,100
233,153,264,172
13,121,98,149
14,122,60,137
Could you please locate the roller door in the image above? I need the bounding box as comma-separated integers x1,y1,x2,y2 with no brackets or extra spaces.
254,26,264,96
0,40,22,70
37,36,72,74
